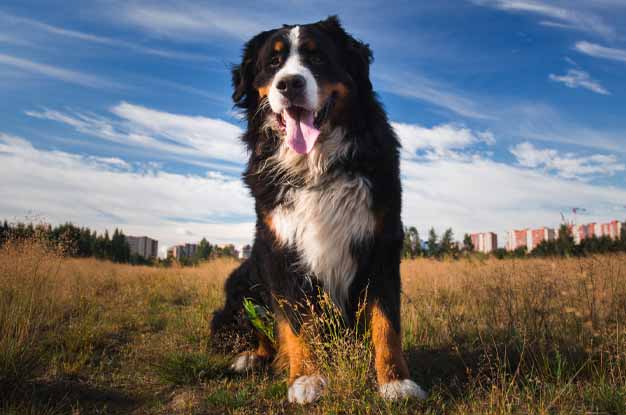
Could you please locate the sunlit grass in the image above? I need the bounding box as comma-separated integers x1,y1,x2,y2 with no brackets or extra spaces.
1,233,625,414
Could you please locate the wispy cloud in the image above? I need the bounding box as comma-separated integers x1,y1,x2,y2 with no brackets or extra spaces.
117,3,267,41
0,12,211,61
25,102,245,166
549,69,610,95
0,133,254,250
0,53,121,89
0,33,33,46
492,102,626,155
575,41,626,63
377,72,493,120
393,122,495,160
472,0,616,39
510,141,625,180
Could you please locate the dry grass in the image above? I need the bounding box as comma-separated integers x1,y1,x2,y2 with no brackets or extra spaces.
1,237,625,414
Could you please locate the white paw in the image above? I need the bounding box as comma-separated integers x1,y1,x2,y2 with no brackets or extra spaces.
230,352,258,373
379,379,427,400
287,375,327,404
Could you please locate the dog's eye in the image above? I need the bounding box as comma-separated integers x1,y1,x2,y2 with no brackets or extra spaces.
270,55,281,68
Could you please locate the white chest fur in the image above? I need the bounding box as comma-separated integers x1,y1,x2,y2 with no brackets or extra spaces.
270,175,376,308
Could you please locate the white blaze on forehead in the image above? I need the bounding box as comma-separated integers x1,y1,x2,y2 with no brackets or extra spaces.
268,26,319,113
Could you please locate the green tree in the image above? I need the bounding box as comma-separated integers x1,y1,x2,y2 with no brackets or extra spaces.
427,228,439,258
440,228,455,257
402,226,421,259
110,229,130,263
197,238,213,261
0,220,9,245
463,233,474,252
556,224,575,257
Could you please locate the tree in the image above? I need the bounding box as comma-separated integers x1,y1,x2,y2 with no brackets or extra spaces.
427,228,439,258
556,224,575,257
0,220,9,245
402,226,421,259
463,233,474,253
110,229,130,263
196,238,213,261
440,228,455,256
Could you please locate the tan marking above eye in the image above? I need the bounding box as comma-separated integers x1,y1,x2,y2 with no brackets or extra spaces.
320,82,349,100
274,40,284,52
258,85,270,98
304,40,316,51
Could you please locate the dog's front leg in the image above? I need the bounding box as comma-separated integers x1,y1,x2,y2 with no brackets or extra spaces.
368,300,428,400
277,316,327,404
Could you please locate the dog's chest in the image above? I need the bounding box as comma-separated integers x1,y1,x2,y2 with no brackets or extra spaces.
270,175,376,304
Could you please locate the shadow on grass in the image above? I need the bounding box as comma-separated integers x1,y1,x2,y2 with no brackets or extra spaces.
1,378,139,414
405,334,596,404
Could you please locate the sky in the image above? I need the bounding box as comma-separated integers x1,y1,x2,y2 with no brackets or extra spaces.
1,0,626,254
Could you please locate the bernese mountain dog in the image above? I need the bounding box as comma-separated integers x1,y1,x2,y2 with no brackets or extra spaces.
211,16,427,404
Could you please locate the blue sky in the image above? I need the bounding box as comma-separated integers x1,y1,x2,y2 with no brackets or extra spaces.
1,0,626,252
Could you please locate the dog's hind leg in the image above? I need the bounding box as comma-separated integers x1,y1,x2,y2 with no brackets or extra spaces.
230,330,275,373
211,259,275,371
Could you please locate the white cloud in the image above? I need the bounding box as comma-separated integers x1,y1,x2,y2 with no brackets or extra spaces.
0,12,210,61
472,0,616,38
575,41,626,63
393,122,495,160
401,155,626,243
26,102,246,166
0,133,254,251
510,141,625,179
2,132,625,252
548,69,609,95
0,53,121,89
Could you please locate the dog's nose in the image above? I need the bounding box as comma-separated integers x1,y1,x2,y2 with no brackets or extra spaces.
276,75,306,99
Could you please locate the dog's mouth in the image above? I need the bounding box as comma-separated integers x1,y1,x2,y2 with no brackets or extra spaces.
275,94,336,155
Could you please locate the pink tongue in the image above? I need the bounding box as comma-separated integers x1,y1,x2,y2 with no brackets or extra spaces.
283,109,320,154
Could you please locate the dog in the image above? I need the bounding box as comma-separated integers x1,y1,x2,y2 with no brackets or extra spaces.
211,16,427,404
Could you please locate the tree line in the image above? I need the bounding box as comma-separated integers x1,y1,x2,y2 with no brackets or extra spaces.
0,220,239,266
1,220,133,263
402,222,626,260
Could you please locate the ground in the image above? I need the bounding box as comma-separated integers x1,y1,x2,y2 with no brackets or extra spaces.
1,238,626,414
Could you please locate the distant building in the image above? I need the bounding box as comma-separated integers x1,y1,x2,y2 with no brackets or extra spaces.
506,229,529,251
167,243,198,260
470,232,498,253
602,220,622,240
573,220,622,244
127,236,158,259
239,244,252,260
528,227,555,251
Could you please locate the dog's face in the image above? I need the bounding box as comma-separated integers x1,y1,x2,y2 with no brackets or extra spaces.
232,16,372,155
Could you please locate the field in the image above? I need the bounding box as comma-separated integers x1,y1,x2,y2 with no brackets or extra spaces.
1,238,626,414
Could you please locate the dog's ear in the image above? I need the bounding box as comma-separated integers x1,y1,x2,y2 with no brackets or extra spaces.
232,29,276,109
318,15,373,92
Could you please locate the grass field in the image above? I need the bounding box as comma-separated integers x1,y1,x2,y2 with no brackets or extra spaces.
1,238,626,414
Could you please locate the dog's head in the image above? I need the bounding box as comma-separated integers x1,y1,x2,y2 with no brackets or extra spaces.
232,16,372,155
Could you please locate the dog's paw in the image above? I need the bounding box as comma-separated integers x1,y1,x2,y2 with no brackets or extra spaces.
379,379,427,400
287,374,327,404
230,352,260,373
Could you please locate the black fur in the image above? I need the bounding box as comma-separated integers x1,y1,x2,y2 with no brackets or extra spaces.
211,15,404,352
